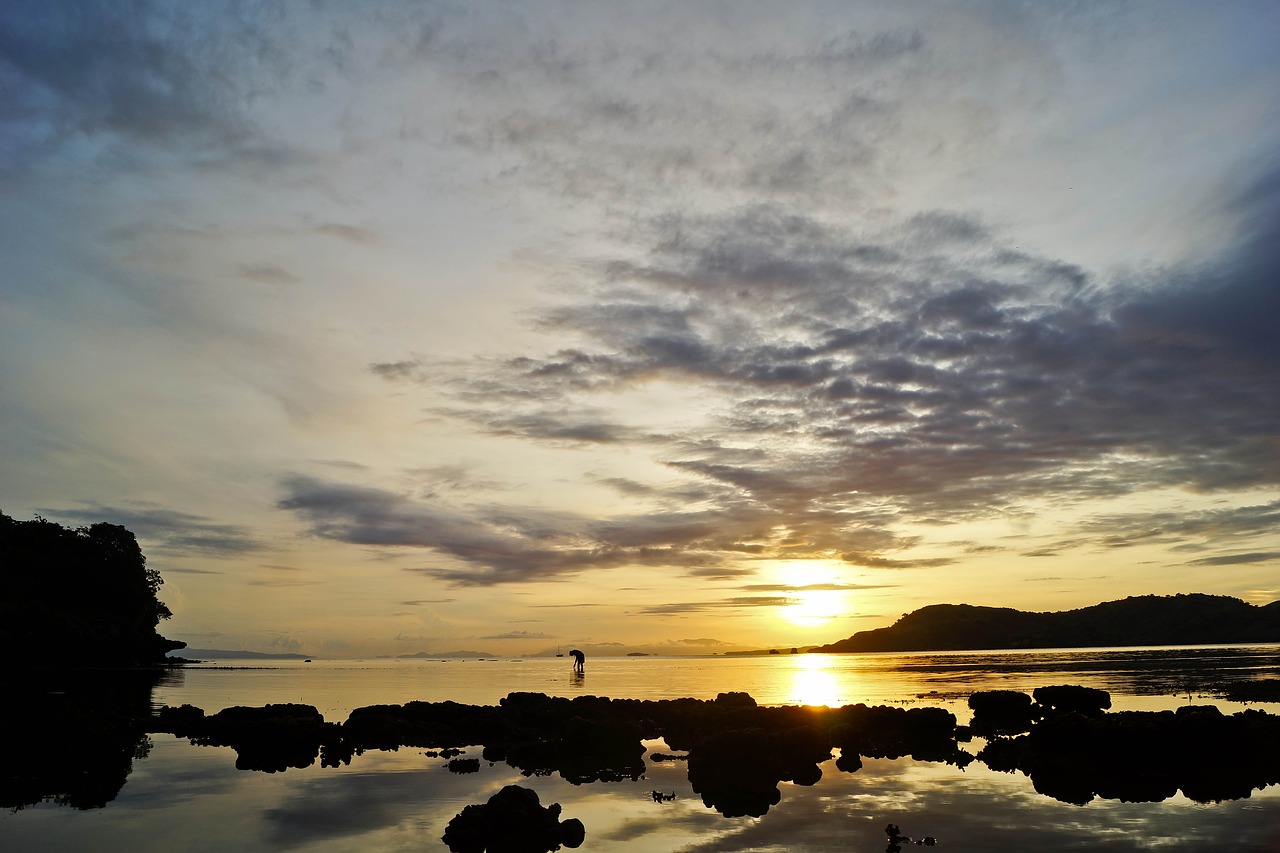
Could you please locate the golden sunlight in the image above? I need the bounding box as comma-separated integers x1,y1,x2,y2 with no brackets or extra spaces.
773,560,849,628
782,588,845,627
787,654,844,707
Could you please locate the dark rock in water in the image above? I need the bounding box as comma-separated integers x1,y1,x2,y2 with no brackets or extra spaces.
829,704,964,765
975,704,1280,805
342,699,509,752
1213,679,1280,703
494,695,649,784
155,703,207,737
447,757,480,774
153,703,336,773
968,690,1036,736
1033,684,1111,716
441,784,584,852
884,822,936,851
144,685,1280,813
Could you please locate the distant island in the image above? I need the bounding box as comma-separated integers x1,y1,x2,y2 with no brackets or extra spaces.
815,594,1280,653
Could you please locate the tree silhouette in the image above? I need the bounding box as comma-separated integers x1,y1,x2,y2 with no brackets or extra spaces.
0,512,184,666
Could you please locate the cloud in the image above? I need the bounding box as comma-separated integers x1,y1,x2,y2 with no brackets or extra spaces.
454,408,647,445
1076,501,1280,551
40,504,264,557
440,17,927,210
313,222,378,245
1185,552,1280,567
840,553,955,569
278,473,912,586
636,597,794,616
407,182,1279,541
0,1,278,167
738,583,894,593
338,148,1280,587
238,264,299,284
370,360,424,381
246,578,321,588
479,630,553,640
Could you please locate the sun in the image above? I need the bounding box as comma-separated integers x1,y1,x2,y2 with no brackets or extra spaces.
772,560,849,628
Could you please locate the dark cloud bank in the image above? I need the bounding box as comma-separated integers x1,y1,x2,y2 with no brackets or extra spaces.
289,167,1280,586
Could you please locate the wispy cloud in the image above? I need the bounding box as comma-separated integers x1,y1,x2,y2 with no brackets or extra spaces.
1186,552,1280,567
636,597,794,616
278,473,914,586
41,504,264,557
479,630,553,640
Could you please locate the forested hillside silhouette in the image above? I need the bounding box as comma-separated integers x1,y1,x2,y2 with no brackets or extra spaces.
1,511,184,666
816,594,1280,653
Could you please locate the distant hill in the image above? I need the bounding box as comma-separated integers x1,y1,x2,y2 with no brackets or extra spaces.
814,594,1280,653
397,650,499,659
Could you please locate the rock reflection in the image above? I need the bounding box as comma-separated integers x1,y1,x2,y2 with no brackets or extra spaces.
1,669,164,810
442,784,585,853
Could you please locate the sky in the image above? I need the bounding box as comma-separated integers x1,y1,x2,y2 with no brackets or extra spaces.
2,1,1278,658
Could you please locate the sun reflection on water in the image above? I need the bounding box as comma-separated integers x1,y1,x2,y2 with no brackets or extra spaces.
786,654,846,707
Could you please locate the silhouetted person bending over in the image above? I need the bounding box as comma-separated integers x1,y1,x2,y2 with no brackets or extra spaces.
569,649,585,674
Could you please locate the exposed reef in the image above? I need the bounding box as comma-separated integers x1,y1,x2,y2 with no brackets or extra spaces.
156,702,343,772
1213,678,1280,703
143,685,1280,815
11,679,1280,815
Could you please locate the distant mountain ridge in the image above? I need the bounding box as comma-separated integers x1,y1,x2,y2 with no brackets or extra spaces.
815,594,1280,653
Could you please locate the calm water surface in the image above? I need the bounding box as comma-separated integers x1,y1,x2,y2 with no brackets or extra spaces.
154,644,1280,718
4,646,1279,852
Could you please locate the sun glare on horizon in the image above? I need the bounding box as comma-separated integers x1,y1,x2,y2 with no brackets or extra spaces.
773,561,850,629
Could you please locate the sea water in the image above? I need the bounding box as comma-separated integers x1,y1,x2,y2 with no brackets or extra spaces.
4,646,1280,852
152,643,1280,719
